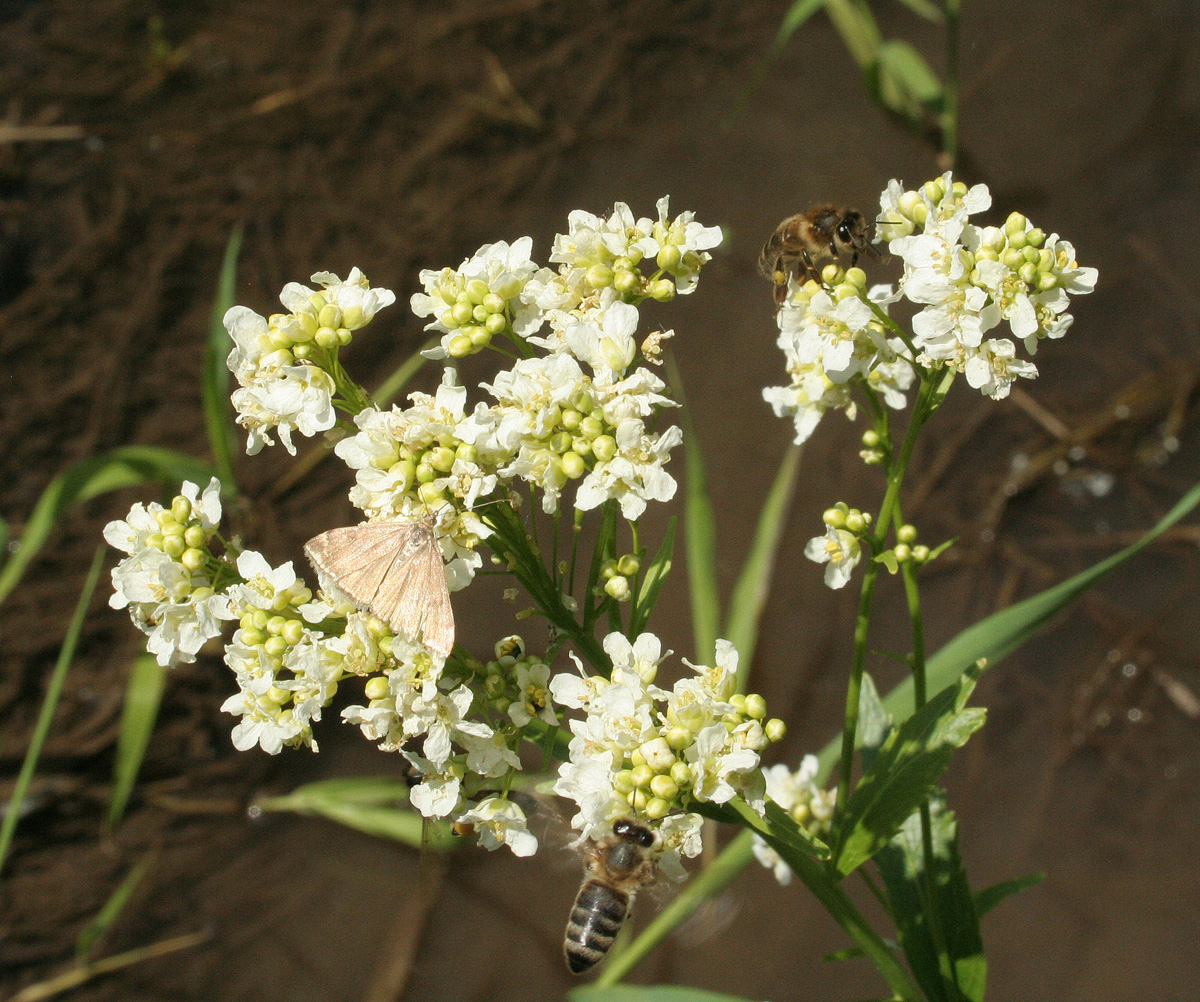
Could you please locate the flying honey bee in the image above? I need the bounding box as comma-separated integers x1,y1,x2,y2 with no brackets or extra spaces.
758,205,877,307
563,818,658,975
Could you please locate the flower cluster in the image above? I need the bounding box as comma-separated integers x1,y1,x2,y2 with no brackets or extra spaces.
224,268,395,454
751,756,837,885
104,478,234,666
878,173,1096,398
551,634,786,877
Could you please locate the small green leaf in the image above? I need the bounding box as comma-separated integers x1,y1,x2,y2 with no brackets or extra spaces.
834,667,986,875
373,340,437,408
824,0,884,68
668,357,720,665
571,986,762,1002
0,546,107,877
893,0,945,23
875,550,900,575
763,800,833,860
877,40,944,109
629,517,676,636
201,224,243,492
105,655,168,832
725,443,802,688
974,872,1045,917
254,777,456,850
856,671,893,762
76,851,155,959
925,537,956,563
0,446,216,608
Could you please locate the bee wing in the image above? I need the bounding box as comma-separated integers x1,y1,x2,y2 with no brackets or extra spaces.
304,521,455,657
378,526,455,658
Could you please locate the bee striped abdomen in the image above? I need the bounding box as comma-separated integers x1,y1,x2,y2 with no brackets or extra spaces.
563,879,631,974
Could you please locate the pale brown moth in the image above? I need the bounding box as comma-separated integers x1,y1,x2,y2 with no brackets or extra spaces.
303,514,454,657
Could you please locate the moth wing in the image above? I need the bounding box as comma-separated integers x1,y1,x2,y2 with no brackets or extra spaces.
379,527,454,657
303,522,415,611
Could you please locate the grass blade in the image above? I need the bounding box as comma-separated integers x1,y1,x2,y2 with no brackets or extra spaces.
666,356,719,664
0,446,216,608
104,655,168,832
0,545,106,877
974,872,1044,917
374,339,437,407
629,516,676,636
201,224,243,492
76,851,156,959
724,443,802,687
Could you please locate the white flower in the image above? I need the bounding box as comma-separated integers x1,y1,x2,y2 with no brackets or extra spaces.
650,196,723,295
456,797,538,857
751,755,835,885
508,660,558,726
804,525,862,590
560,300,640,377
963,338,1037,400
575,419,682,520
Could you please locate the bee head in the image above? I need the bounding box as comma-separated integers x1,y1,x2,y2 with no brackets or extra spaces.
835,211,870,249
612,818,655,847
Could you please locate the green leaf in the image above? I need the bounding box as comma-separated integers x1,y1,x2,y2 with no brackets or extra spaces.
572,987,761,1002
875,549,900,575
201,224,243,492
725,443,802,688
629,517,676,636
886,476,1200,724
925,537,956,563
770,0,830,61
0,446,216,608
875,797,985,1002
373,340,437,408
105,655,168,832
856,671,893,764
668,357,719,664
974,872,1044,917
824,0,884,68
893,0,945,23
834,667,986,875
878,39,944,110
76,851,155,959
0,546,106,877
762,800,833,861
253,777,456,850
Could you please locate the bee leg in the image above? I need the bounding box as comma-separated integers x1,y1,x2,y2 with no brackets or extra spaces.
799,247,821,285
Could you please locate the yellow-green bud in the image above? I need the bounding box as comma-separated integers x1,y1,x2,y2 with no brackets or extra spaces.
429,446,456,473
670,760,692,786
1037,273,1059,292
1026,227,1046,247
180,547,205,571
293,344,312,359
561,408,582,431
484,312,507,335
862,429,881,448
364,676,390,700
586,263,614,288
729,693,747,713
613,269,639,295
604,575,631,601
912,544,930,563
482,293,506,314
484,674,506,698
491,696,511,714
644,797,671,820
415,461,437,484
765,718,787,742
579,416,604,440
629,748,646,768
613,769,637,795
561,451,586,479
466,279,490,304
281,620,304,646
845,266,867,290
418,482,445,505
241,627,265,647
649,775,678,800
894,543,912,563
1018,261,1038,284
665,726,691,751
171,497,192,521
845,511,866,534
640,737,674,772
548,431,573,454
591,435,617,462
1008,229,1027,250
789,802,811,825
264,636,288,658
833,282,859,302
571,436,592,457
315,328,338,349
648,279,675,302
266,615,287,636
656,245,682,271
162,535,187,559
448,334,474,357
823,506,847,529
266,685,291,705
1005,211,1027,235
269,328,292,350
468,326,492,348
472,303,490,323
896,524,918,545
617,554,640,577
821,263,842,286
745,693,768,720
923,178,946,202
631,764,654,788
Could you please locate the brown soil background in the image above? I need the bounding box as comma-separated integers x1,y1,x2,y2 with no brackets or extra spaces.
3,1,1200,1000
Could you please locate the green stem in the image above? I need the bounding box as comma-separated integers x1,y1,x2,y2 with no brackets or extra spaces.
834,373,937,825
942,0,961,170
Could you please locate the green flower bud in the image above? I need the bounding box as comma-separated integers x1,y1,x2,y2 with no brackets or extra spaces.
656,245,682,271
823,506,847,528
296,311,320,336
821,263,843,286
559,408,581,431
665,726,691,751
617,554,640,576
578,416,602,440
604,575,631,601
265,685,291,705
447,334,474,357
898,190,923,218
468,326,492,348
1002,248,1024,269
789,802,811,825
180,547,205,571
912,544,930,563
418,482,446,505
896,524,918,545
429,446,456,473
390,458,417,491
455,443,478,464
315,328,338,349
416,461,437,484
629,748,646,767
341,304,364,330
251,609,269,630
613,769,637,795
744,693,768,720
547,431,571,454
952,180,968,198
644,797,671,820
491,696,511,714
466,279,490,304
1008,229,1027,250
613,269,639,295
586,263,614,288
862,429,881,448
493,275,523,300
482,293,506,314
484,312,507,335
833,282,859,302
628,789,648,812
765,718,787,742
364,676,390,700
269,328,292,350
729,693,747,713
1005,211,1027,235
923,178,946,202
264,636,288,658
240,627,265,647
570,390,595,413
1038,273,1059,292
162,535,187,559
631,764,654,788
894,543,912,563
281,619,305,646
845,266,867,290
1026,227,1046,247
471,303,490,323
648,279,676,302
911,202,929,226
670,760,692,786
591,435,617,462
1018,261,1038,284
484,674,506,698
845,511,866,534
293,344,312,360
171,497,192,521
571,436,592,457
561,451,586,479
649,775,679,800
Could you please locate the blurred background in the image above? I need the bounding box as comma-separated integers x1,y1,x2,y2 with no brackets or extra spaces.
2,1,1200,999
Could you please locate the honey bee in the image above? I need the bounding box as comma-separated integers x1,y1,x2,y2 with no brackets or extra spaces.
563,818,658,975
758,205,877,306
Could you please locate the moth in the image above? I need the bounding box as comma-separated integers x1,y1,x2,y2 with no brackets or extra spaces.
303,514,454,657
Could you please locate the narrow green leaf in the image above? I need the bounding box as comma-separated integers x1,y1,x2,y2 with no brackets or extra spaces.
887,476,1200,724
254,777,456,850
925,537,956,563
824,0,883,68
0,446,216,608
763,800,833,860
572,987,761,1002
76,851,155,959
201,224,243,492
105,655,168,832
974,872,1044,917
725,443,802,687
877,39,944,111
823,945,867,962
666,357,719,664
373,340,437,408
875,550,900,575
834,667,986,875
629,517,676,636
771,0,830,60
893,0,945,23
0,546,106,877
0,515,9,555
